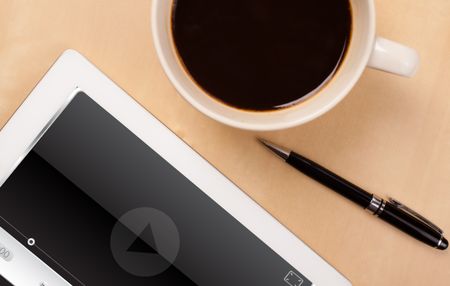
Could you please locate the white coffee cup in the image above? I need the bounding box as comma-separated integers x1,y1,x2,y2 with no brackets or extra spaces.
152,0,419,131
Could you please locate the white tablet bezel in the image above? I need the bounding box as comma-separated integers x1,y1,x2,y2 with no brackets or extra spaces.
0,50,351,286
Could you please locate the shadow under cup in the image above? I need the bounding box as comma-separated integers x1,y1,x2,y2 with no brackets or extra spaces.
152,0,376,130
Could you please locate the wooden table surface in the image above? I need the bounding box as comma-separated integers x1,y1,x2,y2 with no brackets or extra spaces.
1,0,449,285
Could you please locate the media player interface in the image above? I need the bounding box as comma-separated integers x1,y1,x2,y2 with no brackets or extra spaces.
0,92,311,285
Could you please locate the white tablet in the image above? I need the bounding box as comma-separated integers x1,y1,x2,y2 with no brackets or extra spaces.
0,50,351,286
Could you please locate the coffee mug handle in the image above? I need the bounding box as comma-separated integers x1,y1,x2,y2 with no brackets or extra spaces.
367,37,419,77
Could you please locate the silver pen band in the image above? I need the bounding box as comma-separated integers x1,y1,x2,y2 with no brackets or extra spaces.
366,195,385,216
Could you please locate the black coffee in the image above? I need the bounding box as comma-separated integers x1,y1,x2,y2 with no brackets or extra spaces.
172,0,352,111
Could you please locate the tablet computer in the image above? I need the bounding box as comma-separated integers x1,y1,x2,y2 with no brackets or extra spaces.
0,50,351,286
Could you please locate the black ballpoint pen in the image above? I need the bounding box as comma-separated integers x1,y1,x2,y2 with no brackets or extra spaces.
259,139,448,250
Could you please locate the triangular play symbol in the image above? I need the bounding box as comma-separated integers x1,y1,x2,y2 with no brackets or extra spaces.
127,224,158,254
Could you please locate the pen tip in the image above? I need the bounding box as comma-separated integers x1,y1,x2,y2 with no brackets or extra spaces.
438,237,448,250
257,138,272,148
257,138,290,160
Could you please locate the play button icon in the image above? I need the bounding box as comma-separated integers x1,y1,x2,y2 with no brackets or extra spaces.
110,207,180,277
126,225,158,254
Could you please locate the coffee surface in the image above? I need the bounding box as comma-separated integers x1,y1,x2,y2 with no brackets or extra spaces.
172,0,352,111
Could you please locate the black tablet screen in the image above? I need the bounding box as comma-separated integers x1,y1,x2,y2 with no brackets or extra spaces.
0,92,311,286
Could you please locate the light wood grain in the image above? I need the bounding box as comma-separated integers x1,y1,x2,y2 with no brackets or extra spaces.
1,0,449,285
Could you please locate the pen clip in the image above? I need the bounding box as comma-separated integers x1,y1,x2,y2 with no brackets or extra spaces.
388,198,443,235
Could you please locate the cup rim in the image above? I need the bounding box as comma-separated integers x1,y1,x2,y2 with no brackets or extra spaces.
151,0,376,131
